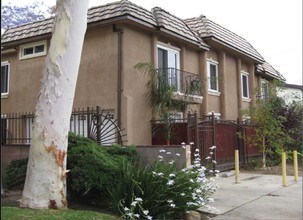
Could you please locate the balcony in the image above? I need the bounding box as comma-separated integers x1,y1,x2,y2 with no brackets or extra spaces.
157,68,203,103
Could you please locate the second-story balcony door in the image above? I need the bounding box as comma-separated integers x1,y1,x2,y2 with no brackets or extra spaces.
157,44,180,91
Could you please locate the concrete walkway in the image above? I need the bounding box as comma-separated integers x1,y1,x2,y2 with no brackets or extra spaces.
200,171,302,220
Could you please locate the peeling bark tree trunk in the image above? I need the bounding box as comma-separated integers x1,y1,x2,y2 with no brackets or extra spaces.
19,0,88,209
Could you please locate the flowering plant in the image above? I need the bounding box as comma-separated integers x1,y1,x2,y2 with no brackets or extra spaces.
107,144,218,219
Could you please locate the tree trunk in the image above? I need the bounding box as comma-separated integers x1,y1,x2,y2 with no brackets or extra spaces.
19,0,88,209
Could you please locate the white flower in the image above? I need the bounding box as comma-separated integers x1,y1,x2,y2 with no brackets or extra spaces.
143,210,149,215
181,168,187,172
209,145,217,150
214,170,220,173
147,215,153,220
167,180,174,186
167,199,173,203
166,151,172,155
134,214,140,218
190,142,194,145
159,149,166,153
131,201,137,206
180,193,185,196
168,160,174,165
195,148,199,152
212,160,217,164
205,156,211,160
135,197,143,202
124,207,130,211
158,155,163,159
170,203,176,208
175,153,180,157
157,172,164,176
190,179,194,183
169,173,176,177
209,152,214,155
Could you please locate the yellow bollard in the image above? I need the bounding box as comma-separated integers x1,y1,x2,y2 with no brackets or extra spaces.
282,151,287,187
235,150,239,183
293,150,298,182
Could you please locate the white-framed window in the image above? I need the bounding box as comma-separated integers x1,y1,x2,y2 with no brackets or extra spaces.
19,40,47,60
241,71,249,99
157,43,181,91
260,79,269,101
1,62,10,96
207,59,219,92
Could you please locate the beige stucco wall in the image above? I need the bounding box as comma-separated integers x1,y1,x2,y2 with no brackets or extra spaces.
1,51,46,113
225,54,239,119
121,25,153,145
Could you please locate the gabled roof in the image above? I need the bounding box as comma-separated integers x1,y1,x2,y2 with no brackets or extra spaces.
1,0,208,49
256,62,285,81
184,15,264,62
151,7,208,48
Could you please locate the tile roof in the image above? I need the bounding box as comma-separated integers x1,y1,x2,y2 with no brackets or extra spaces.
151,7,208,48
1,0,207,49
184,15,264,62
256,62,285,80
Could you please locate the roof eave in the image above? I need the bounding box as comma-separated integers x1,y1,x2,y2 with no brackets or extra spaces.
158,27,209,50
204,36,264,63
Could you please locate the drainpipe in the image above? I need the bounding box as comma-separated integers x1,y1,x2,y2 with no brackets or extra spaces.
113,25,123,145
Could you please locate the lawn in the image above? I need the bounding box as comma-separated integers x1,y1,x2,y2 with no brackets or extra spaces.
1,207,119,220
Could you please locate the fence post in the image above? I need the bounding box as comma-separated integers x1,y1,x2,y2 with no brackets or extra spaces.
235,150,240,183
293,150,298,182
211,112,216,171
282,151,287,187
96,106,101,145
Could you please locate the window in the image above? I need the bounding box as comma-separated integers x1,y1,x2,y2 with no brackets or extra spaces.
207,60,219,92
261,79,269,101
169,112,183,122
20,41,47,59
157,43,180,91
241,72,249,99
1,62,10,96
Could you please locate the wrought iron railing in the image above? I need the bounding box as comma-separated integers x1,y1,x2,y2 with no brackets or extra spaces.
157,68,201,95
1,106,124,146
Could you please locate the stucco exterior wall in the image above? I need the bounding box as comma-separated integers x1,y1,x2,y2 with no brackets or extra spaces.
1,51,46,113
225,54,239,119
121,25,153,145
73,26,118,110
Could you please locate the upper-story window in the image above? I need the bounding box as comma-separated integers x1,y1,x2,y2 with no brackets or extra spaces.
241,71,249,99
1,62,10,96
157,43,180,91
207,59,219,92
260,79,269,101
19,40,47,60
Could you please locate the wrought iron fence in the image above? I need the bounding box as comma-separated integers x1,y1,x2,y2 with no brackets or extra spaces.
1,106,124,146
157,68,201,95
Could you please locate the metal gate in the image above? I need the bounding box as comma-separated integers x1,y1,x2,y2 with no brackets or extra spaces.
187,112,246,171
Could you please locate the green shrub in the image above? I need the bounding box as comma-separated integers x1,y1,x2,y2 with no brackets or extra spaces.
107,149,217,219
4,158,28,189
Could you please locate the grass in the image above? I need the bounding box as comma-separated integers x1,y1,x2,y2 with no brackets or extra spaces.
1,207,119,220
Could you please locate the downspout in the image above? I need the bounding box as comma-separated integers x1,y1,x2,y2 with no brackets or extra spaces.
113,25,123,145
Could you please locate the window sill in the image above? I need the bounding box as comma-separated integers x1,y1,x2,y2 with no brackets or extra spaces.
242,97,251,103
172,91,203,104
1,94,9,99
208,90,221,96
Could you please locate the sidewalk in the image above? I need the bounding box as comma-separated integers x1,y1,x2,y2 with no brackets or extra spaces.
200,171,302,220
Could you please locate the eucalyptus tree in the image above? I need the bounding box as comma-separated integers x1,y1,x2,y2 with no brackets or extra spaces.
19,0,89,209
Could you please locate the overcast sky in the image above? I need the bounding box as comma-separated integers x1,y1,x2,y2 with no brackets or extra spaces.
2,0,302,85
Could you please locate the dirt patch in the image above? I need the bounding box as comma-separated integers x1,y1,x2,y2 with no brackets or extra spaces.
1,190,22,207
242,163,303,176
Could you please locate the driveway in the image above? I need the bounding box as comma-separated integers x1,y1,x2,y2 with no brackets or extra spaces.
200,172,302,220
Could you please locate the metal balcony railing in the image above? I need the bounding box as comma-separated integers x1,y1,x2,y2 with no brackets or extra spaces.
157,68,201,96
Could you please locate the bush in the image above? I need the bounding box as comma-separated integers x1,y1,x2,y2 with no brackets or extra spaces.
107,149,217,219
67,133,139,199
4,158,28,189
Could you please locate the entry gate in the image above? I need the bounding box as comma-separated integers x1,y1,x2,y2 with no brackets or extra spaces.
188,112,246,171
